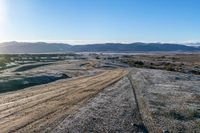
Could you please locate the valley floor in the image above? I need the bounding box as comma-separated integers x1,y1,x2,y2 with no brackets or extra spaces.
0,59,199,133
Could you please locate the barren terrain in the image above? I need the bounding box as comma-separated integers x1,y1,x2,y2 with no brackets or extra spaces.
0,69,127,133
0,54,200,133
129,68,200,132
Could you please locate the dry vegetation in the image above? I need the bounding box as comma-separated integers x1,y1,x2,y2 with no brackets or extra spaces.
120,54,200,75
129,68,200,133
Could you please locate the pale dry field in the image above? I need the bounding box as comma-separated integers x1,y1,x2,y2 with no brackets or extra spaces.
129,68,200,133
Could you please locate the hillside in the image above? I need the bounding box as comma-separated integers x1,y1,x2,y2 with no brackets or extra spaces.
0,42,200,54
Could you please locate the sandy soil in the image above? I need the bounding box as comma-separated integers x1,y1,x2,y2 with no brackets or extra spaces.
0,69,127,133
52,77,146,133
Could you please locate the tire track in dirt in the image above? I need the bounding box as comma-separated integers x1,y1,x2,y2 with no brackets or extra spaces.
0,69,127,133
0,72,110,120
128,68,163,133
0,71,106,104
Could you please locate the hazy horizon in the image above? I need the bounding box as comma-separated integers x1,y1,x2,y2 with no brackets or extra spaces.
0,40,200,46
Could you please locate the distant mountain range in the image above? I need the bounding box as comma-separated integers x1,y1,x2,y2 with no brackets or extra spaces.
0,41,200,54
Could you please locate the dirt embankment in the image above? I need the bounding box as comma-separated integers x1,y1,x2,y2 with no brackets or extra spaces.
0,69,127,133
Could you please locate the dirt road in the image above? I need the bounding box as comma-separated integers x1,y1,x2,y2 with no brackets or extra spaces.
52,76,144,133
0,69,127,133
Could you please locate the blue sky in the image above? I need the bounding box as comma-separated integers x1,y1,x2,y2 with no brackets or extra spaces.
0,0,200,44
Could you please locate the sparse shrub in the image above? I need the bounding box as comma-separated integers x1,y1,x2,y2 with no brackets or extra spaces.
134,61,144,66
164,64,175,71
95,56,101,59
168,109,200,121
149,66,156,69
161,56,166,58
190,70,200,75
187,109,200,119
169,110,186,120
150,62,154,65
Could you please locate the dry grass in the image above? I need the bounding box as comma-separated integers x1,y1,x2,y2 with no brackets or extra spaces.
120,54,200,75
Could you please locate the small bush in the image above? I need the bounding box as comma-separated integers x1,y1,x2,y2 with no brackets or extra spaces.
134,61,144,66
